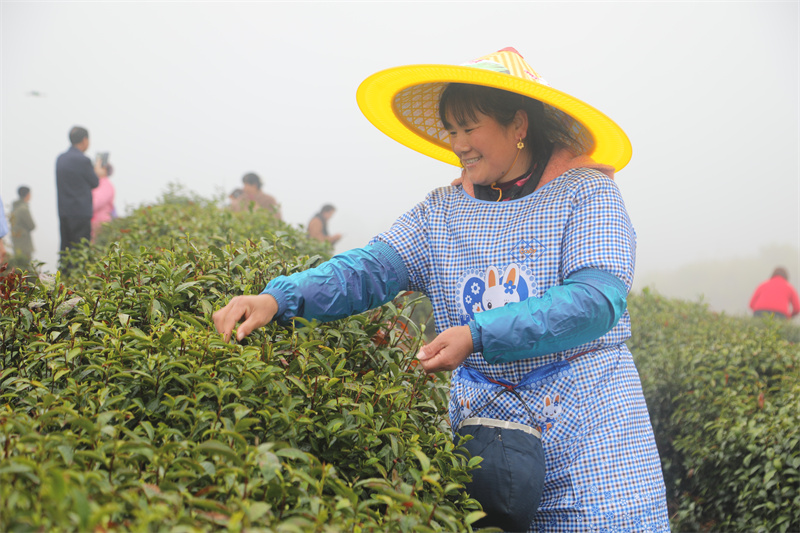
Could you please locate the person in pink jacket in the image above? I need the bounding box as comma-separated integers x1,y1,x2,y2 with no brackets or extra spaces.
91,162,116,242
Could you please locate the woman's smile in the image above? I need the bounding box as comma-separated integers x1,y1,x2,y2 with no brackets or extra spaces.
446,110,530,186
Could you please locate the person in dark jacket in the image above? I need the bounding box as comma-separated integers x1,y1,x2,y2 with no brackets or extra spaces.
56,126,99,259
10,186,36,267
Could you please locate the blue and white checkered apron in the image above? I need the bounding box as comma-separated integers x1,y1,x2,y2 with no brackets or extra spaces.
374,169,670,532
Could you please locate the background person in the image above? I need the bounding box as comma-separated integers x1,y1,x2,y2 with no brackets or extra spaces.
0,194,8,266
228,188,243,211
10,186,36,266
232,172,281,219
56,126,99,258
91,160,116,242
307,204,341,244
213,48,669,532
749,267,800,319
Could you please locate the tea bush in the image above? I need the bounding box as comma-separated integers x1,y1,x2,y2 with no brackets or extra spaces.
629,289,800,532
1,188,483,532
4,186,798,532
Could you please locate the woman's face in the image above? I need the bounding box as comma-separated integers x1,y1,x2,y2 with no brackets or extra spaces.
445,109,528,186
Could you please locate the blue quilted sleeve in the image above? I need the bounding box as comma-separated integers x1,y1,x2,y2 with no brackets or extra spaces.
468,268,627,363
261,241,410,323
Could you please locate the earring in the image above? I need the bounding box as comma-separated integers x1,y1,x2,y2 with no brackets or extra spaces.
517,139,524,150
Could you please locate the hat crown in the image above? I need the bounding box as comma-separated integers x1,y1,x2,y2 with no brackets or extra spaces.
466,48,551,87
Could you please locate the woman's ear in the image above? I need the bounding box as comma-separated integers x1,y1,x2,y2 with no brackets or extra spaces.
513,109,529,139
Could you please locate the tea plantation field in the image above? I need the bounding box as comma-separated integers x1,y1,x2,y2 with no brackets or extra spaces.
628,290,799,532
1,188,798,532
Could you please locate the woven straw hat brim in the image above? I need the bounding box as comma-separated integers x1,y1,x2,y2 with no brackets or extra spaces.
357,64,632,171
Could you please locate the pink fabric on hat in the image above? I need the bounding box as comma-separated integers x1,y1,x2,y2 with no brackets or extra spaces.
459,145,616,198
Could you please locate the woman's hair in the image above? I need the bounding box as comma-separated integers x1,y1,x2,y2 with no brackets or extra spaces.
438,83,587,168
772,267,789,280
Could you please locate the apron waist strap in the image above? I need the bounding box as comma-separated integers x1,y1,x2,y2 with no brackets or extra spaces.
459,417,542,439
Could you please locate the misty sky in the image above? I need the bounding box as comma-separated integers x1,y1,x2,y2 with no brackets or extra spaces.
1,1,798,289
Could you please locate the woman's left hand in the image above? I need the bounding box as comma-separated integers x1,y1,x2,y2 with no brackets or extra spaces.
450,168,466,187
451,168,476,197
416,325,473,373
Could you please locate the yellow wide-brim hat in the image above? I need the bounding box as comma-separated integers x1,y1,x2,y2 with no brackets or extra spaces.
357,47,632,172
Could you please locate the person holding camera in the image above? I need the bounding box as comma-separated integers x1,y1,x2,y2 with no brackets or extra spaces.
91,156,116,242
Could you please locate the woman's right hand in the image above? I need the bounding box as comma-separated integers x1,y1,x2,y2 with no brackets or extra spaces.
213,293,279,342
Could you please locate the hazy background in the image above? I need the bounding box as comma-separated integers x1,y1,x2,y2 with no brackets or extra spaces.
2,1,798,317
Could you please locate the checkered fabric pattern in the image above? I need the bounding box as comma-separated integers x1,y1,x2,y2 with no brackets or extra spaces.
372,168,670,532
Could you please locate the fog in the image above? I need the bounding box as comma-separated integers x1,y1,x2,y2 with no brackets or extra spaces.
2,1,798,315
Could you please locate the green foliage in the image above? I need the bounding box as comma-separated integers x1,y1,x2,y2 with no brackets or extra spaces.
7,184,795,532
61,184,333,280
0,187,481,532
629,289,800,532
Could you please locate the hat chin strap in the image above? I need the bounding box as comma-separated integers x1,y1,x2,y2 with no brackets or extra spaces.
490,139,526,201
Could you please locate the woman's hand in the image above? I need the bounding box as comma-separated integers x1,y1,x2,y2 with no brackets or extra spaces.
450,168,466,187
213,293,279,342
416,325,473,373
451,168,476,197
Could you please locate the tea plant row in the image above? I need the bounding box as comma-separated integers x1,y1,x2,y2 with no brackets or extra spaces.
1,188,481,532
628,290,799,533
2,186,797,532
